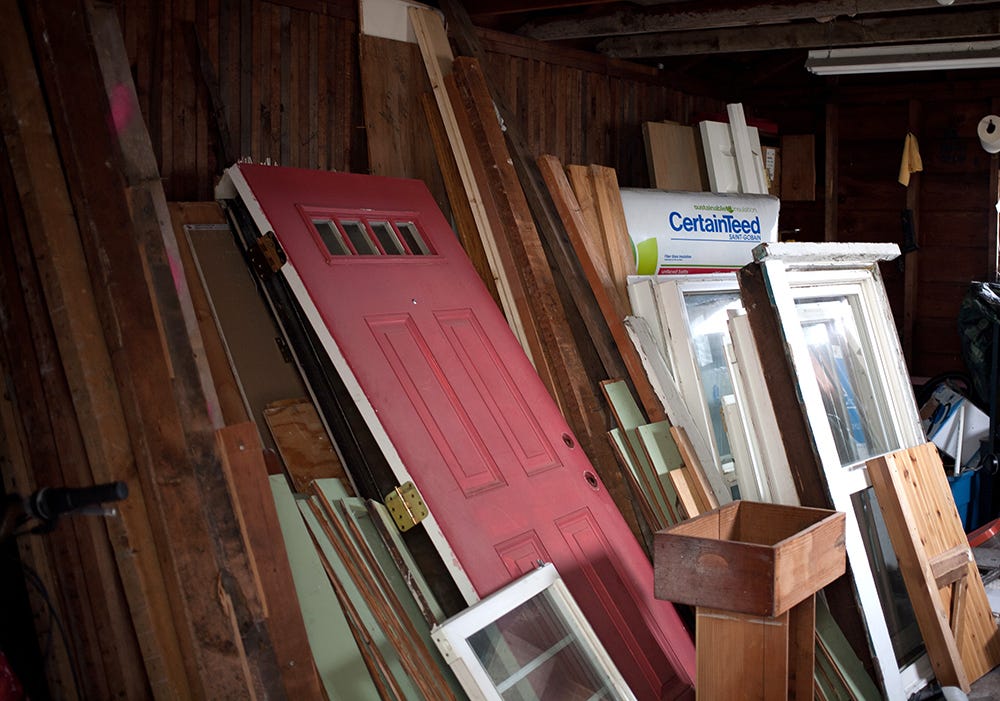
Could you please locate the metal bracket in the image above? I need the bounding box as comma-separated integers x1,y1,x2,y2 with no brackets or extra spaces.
249,231,286,278
384,482,428,532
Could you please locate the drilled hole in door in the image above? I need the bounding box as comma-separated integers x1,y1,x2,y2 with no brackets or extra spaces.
562,433,575,448
584,471,599,490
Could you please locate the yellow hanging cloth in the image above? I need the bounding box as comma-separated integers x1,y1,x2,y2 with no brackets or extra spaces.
898,131,923,186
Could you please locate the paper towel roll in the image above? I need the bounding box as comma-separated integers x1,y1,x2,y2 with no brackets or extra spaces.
979,115,1000,154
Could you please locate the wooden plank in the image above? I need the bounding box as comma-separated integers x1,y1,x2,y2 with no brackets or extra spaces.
699,120,740,194
668,469,701,521
420,91,500,308
0,6,193,697
609,427,668,535
263,397,352,494
270,475,381,700
588,164,637,292
824,104,839,241
448,57,640,537
538,155,666,423
444,67,549,382
642,120,706,192
366,500,448,626
408,5,535,362
602,380,677,523
697,608,791,700
0,142,154,700
299,494,430,700
867,443,1000,688
728,103,767,194
636,422,685,511
185,217,309,452
217,423,325,700
47,3,286,696
439,0,646,427
669,426,720,512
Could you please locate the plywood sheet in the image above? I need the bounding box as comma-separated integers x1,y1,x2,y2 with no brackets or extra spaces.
264,397,351,494
642,120,705,192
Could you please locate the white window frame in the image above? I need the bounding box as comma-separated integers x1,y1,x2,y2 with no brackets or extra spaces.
652,274,742,498
430,563,636,701
751,242,932,699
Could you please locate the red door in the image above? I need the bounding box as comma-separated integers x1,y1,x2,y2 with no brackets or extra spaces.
231,164,695,699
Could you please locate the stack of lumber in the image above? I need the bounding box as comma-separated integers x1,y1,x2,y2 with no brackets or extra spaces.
272,476,463,700
410,5,654,543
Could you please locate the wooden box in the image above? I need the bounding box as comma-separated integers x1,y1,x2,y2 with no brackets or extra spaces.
654,501,846,616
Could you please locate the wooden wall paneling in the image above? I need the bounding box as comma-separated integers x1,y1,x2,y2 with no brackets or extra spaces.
780,134,816,201
359,33,448,216
0,4,195,697
56,3,286,695
279,6,292,165
902,101,921,364
0,157,119,701
217,423,325,699
824,102,838,241
0,361,82,701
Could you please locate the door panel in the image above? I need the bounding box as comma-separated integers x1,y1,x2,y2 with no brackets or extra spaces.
228,164,695,700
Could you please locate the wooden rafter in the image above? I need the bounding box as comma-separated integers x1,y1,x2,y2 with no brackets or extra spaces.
519,0,1000,41
599,8,1000,58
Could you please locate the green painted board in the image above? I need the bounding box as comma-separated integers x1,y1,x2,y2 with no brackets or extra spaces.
815,595,880,700
298,498,424,699
315,482,463,699
270,475,379,700
636,421,686,525
610,427,676,527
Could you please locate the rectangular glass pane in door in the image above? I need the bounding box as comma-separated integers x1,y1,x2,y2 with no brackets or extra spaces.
682,291,743,465
468,589,616,701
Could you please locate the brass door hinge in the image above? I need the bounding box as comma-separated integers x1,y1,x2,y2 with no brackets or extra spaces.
384,482,427,532
249,231,286,277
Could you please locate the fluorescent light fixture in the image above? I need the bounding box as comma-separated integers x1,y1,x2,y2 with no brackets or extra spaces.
806,40,1000,75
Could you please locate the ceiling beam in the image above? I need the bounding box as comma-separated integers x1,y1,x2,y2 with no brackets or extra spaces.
465,0,618,20
519,0,1000,40
599,9,1000,57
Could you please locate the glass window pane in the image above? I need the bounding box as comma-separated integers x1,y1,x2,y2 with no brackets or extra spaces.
396,221,432,255
370,221,405,255
312,219,351,256
683,291,742,465
853,487,924,667
794,295,896,467
340,220,379,255
467,590,614,701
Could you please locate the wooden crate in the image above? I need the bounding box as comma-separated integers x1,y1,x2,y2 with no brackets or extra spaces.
654,500,846,616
